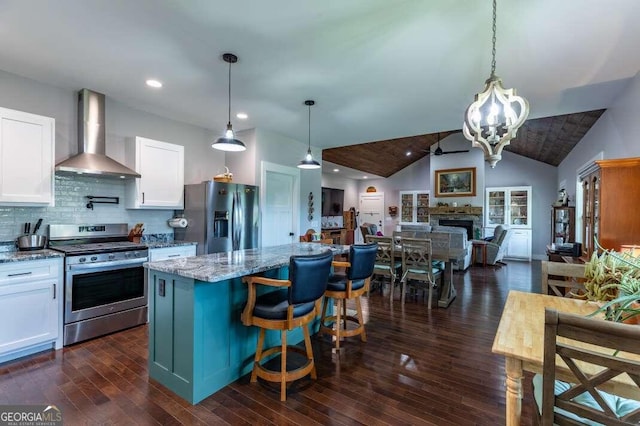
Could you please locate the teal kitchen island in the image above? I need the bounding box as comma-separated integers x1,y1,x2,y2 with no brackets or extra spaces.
144,243,347,404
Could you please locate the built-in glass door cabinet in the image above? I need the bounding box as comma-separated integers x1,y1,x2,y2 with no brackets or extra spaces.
399,190,429,224
485,186,532,260
484,187,532,229
551,206,575,244
0,107,55,206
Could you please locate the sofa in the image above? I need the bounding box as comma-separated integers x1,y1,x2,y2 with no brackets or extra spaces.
400,224,472,270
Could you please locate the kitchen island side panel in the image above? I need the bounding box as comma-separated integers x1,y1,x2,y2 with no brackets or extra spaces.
148,266,306,404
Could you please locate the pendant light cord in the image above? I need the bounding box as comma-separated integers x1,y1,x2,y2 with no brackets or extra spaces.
227,60,232,125
490,0,497,78
308,103,311,150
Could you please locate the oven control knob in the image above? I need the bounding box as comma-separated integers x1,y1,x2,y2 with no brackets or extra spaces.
91,256,98,261
79,257,86,263
108,254,115,260
125,252,131,258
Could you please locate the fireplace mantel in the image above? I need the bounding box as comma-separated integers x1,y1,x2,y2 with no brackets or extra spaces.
428,206,482,215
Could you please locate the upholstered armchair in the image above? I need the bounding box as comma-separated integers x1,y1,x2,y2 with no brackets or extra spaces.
484,225,512,265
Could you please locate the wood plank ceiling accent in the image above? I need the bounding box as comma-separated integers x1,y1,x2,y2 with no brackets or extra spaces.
322,110,605,178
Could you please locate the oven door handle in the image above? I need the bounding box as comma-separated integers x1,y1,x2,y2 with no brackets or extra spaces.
67,257,148,271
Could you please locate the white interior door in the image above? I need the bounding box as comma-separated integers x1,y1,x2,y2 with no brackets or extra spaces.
261,162,299,247
358,192,384,242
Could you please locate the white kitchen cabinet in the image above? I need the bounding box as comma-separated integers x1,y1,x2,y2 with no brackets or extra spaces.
0,258,63,363
126,136,184,209
0,107,55,206
399,190,430,224
506,229,532,260
149,244,196,261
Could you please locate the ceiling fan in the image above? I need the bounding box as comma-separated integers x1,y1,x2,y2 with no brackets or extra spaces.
425,133,469,156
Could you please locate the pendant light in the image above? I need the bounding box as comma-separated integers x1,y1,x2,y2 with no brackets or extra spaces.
298,100,321,169
462,0,529,168
212,53,246,152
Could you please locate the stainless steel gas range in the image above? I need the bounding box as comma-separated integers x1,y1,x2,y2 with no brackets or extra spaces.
48,224,148,346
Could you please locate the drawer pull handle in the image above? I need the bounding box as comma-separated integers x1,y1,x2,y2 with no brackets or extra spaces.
167,254,180,258
53,283,56,299
7,271,33,277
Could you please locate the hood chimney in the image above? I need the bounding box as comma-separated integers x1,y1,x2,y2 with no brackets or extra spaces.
55,89,141,179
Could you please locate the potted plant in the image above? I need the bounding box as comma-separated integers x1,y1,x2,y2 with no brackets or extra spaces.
584,241,640,324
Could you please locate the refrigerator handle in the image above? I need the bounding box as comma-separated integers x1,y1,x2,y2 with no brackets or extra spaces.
232,191,241,250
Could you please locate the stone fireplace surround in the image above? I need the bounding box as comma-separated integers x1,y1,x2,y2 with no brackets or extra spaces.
430,211,483,240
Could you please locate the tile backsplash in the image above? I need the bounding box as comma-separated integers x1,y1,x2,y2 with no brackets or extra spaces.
0,175,174,241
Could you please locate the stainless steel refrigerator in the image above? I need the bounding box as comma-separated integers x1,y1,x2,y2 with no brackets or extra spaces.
175,181,260,255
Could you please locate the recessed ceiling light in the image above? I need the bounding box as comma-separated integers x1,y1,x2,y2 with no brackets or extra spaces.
236,112,248,120
406,151,412,156
363,176,368,179
146,79,163,88
333,168,339,172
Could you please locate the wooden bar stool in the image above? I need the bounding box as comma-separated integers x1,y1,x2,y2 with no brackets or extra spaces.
241,250,333,401
320,243,377,353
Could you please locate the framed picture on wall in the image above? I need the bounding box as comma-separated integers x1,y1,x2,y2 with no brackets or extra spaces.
435,167,476,197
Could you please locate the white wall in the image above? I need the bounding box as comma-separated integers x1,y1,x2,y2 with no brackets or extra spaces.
229,127,322,235
558,72,640,204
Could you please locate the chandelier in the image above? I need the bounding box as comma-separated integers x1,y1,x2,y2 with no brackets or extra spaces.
463,0,529,168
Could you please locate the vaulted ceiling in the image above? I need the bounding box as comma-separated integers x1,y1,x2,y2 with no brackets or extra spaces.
323,109,606,177
0,1,638,165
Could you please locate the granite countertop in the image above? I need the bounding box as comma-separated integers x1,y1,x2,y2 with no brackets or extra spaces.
0,249,65,264
145,242,349,283
145,241,198,249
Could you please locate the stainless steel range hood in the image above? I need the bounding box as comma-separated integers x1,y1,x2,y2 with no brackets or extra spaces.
55,89,141,179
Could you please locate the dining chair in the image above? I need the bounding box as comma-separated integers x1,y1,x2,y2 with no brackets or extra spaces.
320,243,378,353
540,261,586,297
400,237,443,308
533,308,640,425
241,250,333,401
365,235,401,302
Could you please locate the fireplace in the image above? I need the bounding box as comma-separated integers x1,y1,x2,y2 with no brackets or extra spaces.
438,219,474,240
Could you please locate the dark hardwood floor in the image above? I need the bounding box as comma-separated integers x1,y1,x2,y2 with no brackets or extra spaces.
0,261,541,425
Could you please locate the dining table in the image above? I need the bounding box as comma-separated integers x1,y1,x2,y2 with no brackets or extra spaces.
492,290,640,425
431,246,466,307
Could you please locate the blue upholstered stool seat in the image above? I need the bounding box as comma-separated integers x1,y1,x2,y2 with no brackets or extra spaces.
253,290,317,320
326,275,367,292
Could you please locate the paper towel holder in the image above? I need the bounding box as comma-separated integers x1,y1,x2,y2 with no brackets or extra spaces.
168,216,188,228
